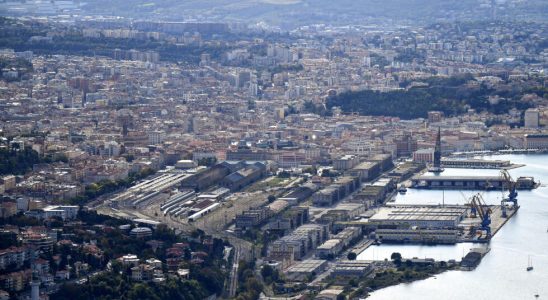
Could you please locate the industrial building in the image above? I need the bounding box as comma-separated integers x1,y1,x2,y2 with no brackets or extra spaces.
331,261,373,277
317,203,365,228
315,227,361,259
440,159,511,169
278,183,318,205
267,206,309,231
315,239,344,259
347,161,381,182
333,155,360,171
286,259,327,281
235,206,272,230
312,186,340,207
219,162,267,191
180,161,244,191
351,178,396,207
368,154,394,172
376,228,459,244
268,224,329,261
368,206,467,229
412,175,508,190
333,226,362,246
312,176,359,207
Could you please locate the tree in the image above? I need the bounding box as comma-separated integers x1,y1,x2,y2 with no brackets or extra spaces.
405,259,413,268
347,252,357,260
391,252,402,266
277,171,290,178
267,195,276,203
390,252,402,261
128,284,160,300
197,157,217,167
302,166,317,175
260,264,279,284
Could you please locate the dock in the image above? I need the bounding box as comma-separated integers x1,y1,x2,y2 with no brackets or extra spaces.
441,158,514,169
351,239,374,255
458,205,518,242
411,175,537,190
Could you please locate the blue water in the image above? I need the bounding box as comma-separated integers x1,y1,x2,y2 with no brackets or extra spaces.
359,154,548,300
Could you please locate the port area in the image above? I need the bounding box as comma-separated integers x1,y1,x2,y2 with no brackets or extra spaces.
348,203,519,245
441,158,524,170
458,204,518,242
411,174,538,190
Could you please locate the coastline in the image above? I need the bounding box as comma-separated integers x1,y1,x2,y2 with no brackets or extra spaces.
349,263,457,299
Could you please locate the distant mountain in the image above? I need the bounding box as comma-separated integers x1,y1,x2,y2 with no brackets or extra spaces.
5,0,547,27
78,0,548,26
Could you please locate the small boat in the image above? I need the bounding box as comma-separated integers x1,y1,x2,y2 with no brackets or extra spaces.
527,255,534,271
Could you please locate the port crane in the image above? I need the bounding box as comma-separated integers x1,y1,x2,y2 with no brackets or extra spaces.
468,193,492,237
500,170,518,218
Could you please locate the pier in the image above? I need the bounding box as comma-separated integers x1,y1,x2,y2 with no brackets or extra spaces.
441,158,517,169
411,175,537,190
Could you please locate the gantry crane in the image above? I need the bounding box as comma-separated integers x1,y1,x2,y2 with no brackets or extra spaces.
500,170,518,217
468,193,492,237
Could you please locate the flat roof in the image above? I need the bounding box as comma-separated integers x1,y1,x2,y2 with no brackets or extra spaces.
416,175,502,181
287,259,326,273
333,260,372,271
132,218,162,225
317,239,342,249
353,161,377,169
370,206,467,222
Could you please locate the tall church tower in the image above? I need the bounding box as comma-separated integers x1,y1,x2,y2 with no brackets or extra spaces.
430,127,444,173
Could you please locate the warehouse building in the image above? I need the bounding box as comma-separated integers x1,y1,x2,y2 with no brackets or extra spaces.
315,226,362,259
267,206,309,231
235,206,272,230
368,206,467,229
351,177,396,207
347,161,381,182
376,228,459,244
268,223,329,261
333,155,360,171
312,177,359,207
286,259,328,281
316,239,344,259
331,261,373,278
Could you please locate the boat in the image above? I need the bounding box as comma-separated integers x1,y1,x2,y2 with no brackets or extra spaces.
527,255,534,271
